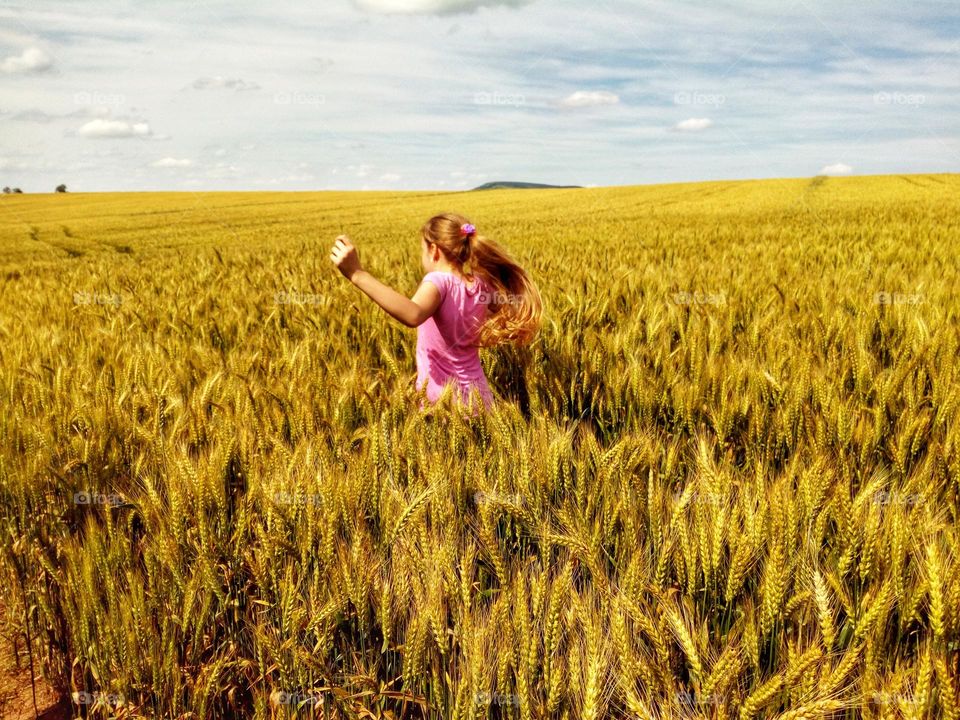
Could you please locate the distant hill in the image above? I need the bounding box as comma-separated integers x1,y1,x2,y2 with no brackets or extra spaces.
471,181,582,191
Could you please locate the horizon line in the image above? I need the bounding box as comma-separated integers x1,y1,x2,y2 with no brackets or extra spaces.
2,171,957,195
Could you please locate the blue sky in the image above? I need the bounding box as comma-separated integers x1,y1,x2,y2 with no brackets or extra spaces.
1,0,957,191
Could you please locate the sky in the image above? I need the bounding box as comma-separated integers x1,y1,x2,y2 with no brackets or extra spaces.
1,0,958,191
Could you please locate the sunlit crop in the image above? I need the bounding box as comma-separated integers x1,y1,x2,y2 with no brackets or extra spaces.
1,175,958,718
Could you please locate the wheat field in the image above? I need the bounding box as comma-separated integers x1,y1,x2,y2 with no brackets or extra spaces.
1,175,958,719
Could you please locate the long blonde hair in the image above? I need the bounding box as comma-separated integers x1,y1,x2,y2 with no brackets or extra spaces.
421,212,542,347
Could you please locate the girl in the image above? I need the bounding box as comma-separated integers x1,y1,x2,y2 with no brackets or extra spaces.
329,212,542,414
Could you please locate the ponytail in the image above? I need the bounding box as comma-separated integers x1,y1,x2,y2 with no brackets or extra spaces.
420,212,542,347
466,232,542,347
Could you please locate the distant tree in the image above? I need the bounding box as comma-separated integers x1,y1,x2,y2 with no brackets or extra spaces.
1,187,9,194
56,184,67,193
12,188,22,194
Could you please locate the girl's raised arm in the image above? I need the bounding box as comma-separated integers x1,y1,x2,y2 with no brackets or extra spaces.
330,235,441,328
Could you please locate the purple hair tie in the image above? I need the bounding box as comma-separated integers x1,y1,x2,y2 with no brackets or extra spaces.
460,223,476,237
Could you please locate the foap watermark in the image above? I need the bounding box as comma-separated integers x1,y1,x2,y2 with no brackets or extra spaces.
674,90,725,107
870,691,923,707
72,691,125,706
274,91,326,106
473,91,525,107
474,691,520,707
670,291,726,306
871,490,923,507
873,291,924,306
74,290,123,307
274,290,322,305
477,290,524,305
73,91,125,107
874,91,925,107
272,491,323,506
74,491,124,507
473,490,523,506
271,690,325,707
676,690,722,708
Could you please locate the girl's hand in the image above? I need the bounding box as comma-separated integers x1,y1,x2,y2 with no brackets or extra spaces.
330,235,363,281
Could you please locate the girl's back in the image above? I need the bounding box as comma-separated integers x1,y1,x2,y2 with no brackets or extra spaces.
330,211,541,415
416,270,493,408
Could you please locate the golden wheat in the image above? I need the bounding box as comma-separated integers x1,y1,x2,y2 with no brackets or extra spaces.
0,176,957,718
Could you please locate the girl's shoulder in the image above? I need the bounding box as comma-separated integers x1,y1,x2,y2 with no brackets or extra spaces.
423,270,476,287
423,270,484,295
422,271,453,300
422,270,451,286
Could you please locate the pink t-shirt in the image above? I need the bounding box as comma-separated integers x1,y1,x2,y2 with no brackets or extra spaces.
416,270,495,413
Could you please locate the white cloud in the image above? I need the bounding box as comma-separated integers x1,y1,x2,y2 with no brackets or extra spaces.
151,157,192,168
347,164,372,178
207,162,240,177
379,172,401,182
78,118,152,138
820,162,853,175
12,107,98,123
3,2,955,190
0,46,53,74
560,90,620,108
353,0,530,14
191,76,260,91
674,117,713,131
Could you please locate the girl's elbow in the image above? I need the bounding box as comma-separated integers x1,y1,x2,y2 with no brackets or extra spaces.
406,306,431,327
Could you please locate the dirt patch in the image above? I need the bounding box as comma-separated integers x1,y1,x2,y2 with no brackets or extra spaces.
0,602,68,720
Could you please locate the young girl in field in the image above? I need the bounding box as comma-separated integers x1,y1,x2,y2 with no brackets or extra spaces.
330,212,542,414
